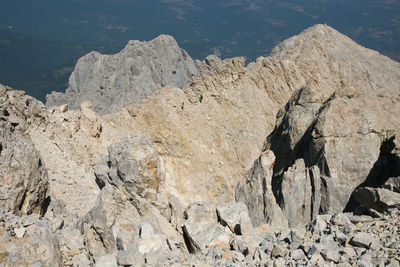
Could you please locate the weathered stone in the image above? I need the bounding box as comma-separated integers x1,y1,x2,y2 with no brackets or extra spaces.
236,150,288,228
216,201,253,235
279,159,321,227
254,247,269,262
350,232,376,248
182,202,221,254
308,253,326,265
0,88,48,216
14,227,26,238
290,249,305,261
94,134,166,206
271,244,288,258
273,257,286,267
307,216,328,235
46,35,200,115
331,213,353,227
321,250,340,263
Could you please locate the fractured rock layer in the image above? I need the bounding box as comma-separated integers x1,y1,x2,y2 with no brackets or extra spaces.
0,24,399,266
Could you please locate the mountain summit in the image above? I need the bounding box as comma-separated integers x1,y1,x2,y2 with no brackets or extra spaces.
46,34,200,114
1,24,400,266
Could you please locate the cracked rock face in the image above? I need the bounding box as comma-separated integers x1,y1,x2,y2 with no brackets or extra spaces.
0,85,48,216
1,24,400,267
46,34,200,114
265,31,400,213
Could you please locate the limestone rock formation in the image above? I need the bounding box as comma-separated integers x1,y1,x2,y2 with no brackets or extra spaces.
1,23,400,267
46,34,200,114
264,24,400,214
0,84,48,216
278,160,322,228
94,134,167,207
235,150,288,228
0,209,63,266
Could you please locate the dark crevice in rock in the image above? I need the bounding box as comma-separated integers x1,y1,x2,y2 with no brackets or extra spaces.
182,226,196,254
42,196,51,216
17,191,27,215
345,136,400,212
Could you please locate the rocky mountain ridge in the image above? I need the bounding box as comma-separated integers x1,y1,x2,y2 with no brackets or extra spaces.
0,24,400,266
46,34,201,114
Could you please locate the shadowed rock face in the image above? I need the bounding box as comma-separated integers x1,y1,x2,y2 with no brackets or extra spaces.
237,24,400,227
46,34,200,114
263,24,400,212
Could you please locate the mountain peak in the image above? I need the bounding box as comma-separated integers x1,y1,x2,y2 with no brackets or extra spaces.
46,34,200,114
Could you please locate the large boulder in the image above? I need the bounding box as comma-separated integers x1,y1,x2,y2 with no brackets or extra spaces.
46,34,200,114
0,85,48,215
94,134,167,208
182,202,224,254
216,202,254,235
353,187,400,213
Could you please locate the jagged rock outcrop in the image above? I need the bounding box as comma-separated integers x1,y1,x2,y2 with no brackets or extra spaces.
0,84,48,216
235,150,288,228
1,23,400,266
278,159,322,228
263,24,400,214
46,35,200,114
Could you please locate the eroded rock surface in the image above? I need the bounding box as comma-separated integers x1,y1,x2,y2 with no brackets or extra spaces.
0,85,48,216
46,35,200,114
264,24,400,214
235,150,288,228
0,24,399,266
0,209,62,266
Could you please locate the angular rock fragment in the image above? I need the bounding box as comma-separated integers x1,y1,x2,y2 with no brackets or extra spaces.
350,232,376,248
94,134,166,207
182,202,223,254
216,201,254,235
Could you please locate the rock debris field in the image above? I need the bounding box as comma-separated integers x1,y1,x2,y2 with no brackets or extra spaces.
0,24,400,266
